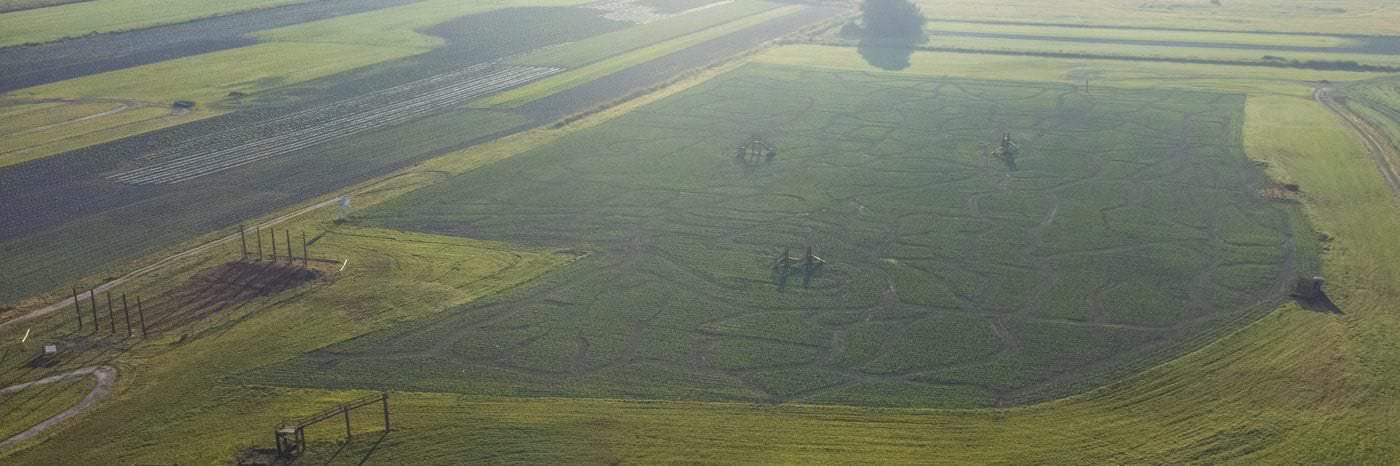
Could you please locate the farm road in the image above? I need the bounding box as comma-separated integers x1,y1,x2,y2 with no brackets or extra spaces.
0,366,116,451
0,0,413,94
1316,86,1400,198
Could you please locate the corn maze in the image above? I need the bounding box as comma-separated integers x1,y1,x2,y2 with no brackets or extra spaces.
245,64,1313,408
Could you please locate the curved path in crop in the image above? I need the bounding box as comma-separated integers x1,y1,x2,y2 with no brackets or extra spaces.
1316,85,1400,198
0,366,116,451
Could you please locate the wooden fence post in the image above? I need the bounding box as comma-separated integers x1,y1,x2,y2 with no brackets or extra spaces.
136,296,148,337
240,224,248,261
73,287,82,332
256,226,263,261
89,290,98,334
106,291,116,334
122,293,132,336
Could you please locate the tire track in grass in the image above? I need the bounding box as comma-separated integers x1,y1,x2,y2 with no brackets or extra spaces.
0,366,116,452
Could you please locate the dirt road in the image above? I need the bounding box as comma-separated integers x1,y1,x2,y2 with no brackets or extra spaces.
1315,85,1400,198
0,366,116,451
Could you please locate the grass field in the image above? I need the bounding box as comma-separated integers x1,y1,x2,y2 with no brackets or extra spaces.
2,44,1397,462
917,35,1400,70
253,62,1311,408
0,0,317,47
917,0,1400,35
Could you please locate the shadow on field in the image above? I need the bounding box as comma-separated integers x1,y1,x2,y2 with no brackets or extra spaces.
1297,292,1342,315
857,41,915,71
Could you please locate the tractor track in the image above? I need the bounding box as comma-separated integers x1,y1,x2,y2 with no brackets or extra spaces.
1315,86,1400,199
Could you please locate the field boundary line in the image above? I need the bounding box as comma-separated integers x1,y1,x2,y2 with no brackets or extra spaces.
0,366,116,451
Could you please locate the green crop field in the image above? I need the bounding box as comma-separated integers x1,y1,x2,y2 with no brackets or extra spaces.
247,63,1312,408
0,0,317,47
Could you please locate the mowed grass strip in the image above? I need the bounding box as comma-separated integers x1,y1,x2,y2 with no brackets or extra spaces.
919,35,1400,70
0,0,316,47
475,4,803,108
915,0,1400,35
753,44,1386,96
924,21,1360,49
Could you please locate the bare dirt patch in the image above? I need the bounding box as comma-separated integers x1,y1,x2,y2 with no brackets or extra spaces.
145,260,334,334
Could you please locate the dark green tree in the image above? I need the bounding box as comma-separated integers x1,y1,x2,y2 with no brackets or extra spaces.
861,0,925,40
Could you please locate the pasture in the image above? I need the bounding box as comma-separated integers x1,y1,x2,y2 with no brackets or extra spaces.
249,63,1311,407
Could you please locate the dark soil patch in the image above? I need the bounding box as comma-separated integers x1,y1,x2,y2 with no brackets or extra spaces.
144,260,332,333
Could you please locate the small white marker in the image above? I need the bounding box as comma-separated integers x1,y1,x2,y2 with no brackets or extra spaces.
21,328,30,343
339,259,349,272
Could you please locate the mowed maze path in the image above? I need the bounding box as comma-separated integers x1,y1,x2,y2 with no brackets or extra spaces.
247,64,1310,408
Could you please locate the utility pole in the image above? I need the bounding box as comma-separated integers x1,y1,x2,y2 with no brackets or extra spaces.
89,290,98,334
122,293,132,336
136,295,147,337
382,392,390,431
106,291,116,334
72,287,82,332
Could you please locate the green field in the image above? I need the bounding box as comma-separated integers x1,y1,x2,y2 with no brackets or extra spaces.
0,0,316,47
248,63,1310,407
917,0,1400,35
